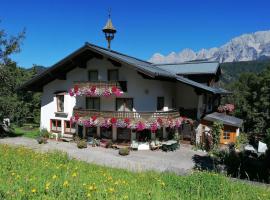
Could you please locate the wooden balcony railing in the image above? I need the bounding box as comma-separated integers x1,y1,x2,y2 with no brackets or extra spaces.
73,108,180,120
73,81,127,92
74,81,119,88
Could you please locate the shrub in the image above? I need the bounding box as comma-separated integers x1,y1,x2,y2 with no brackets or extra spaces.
235,133,248,150
106,140,113,148
36,137,48,144
211,121,223,149
92,138,100,147
77,140,87,149
40,129,51,138
264,129,270,148
119,147,130,156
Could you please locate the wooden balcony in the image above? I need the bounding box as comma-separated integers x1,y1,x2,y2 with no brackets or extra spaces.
73,108,180,120
74,81,127,92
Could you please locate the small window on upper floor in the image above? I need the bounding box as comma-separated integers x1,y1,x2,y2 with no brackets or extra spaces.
157,97,165,111
56,95,64,112
108,69,119,81
86,97,100,111
88,70,99,81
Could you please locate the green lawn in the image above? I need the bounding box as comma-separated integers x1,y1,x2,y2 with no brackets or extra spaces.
12,124,40,138
0,145,269,200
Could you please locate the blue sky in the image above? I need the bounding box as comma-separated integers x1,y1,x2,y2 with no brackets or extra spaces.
1,0,269,68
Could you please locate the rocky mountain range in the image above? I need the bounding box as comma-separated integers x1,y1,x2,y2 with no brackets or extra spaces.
149,30,270,63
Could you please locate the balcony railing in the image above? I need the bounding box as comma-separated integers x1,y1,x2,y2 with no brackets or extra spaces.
73,81,127,92
73,108,180,120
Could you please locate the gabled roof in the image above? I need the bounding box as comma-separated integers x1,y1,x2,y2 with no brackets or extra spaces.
19,43,229,95
153,61,220,75
203,112,243,127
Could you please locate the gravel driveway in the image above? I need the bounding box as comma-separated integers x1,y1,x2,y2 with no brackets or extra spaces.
0,137,206,175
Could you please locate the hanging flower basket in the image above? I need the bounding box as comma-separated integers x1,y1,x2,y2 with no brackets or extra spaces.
69,84,123,97
71,115,187,131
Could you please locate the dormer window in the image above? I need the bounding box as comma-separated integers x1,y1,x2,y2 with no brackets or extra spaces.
108,69,119,81
56,94,64,112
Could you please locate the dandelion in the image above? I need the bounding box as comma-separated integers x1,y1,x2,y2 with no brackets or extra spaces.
52,175,57,179
72,172,77,177
63,180,69,187
31,188,37,193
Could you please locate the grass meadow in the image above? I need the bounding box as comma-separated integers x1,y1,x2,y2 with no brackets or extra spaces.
12,125,40,138
0,144,269,199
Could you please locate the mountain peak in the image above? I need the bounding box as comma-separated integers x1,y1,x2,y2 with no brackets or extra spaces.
149,30,270,64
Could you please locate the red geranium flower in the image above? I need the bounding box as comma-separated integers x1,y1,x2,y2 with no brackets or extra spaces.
111,86,117,93
90,85,96,92
124,118,130,124
74,114,79,121
91,115,97,121
110,117,117,124
74,85,79,93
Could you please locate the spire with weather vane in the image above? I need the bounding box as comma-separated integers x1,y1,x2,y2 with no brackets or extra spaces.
102,9,117,49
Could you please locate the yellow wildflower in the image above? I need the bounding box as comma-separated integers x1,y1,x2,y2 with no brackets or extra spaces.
87,193,91,197
63,180,69,187
108,188,115,193
52,175,57,179
45,182,50,190
72,172,77,177
31,188,36,193
89,185,94,191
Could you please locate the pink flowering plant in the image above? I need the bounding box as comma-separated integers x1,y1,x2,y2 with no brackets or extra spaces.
71,115,186,131
69,84,123,97
217,104,235,113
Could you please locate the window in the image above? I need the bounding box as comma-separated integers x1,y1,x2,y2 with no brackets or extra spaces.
108,69,119,81
223,131,230,140
88,70,99,81
157,97,165,110
172,97,176,109
86,97,100,110
116,98,133,111
207,96,212,110
51,119,62,132
64,120,75,134
56,95,64,112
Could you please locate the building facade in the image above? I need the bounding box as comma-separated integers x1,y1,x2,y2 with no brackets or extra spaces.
20,43,229,142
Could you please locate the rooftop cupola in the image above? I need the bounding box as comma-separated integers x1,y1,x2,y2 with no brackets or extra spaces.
102,11,117,49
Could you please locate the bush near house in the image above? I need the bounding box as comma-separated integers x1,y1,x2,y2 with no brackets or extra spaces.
0,144,269,200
